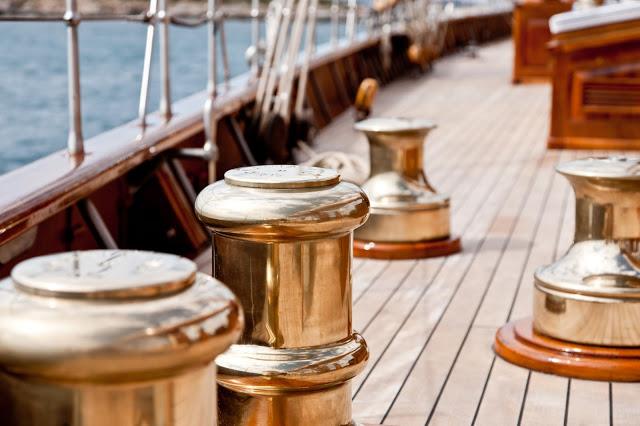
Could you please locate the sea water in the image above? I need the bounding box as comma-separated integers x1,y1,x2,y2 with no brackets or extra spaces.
0,19,333,174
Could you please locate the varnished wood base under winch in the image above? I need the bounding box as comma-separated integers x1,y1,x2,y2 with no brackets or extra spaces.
495,318,640,382
353,236,461,260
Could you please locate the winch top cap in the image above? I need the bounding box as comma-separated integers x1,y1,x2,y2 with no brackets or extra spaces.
225,165,340,189
196,165,369,238
0,250,242,382
556,156,640,180
11,250,196,300
354,117,436,134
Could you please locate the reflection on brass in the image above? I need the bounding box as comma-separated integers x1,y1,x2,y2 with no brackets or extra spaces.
195,164,370,425
544,292,567,314
534,157,640,346
0,250,243,426
353,117,450,243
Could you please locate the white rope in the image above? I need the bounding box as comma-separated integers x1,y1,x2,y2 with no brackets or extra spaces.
295,141,369,185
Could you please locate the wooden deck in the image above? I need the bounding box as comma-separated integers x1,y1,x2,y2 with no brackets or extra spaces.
317,40,640,425
199,40,640,425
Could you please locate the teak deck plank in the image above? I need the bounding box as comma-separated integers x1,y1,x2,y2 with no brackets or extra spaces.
425,78,558,421
399,171,542,421
567,380,611,426
477,150,571,426
350,90,532,400
352,260,389,302
320,40,639,425
202,40,640,424
473,148,574,425
355,89,539,424
520,372,569,426
353,260,417,332
611,383,640,425
380,52,557,422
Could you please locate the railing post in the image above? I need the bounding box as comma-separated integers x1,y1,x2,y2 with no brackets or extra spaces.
207,0,218,98
381,8,392,70
294,0,318,116
218,5,231,87
138,0,158,129
366,7,375,37
158,0,172,121
250,0,260,76
203,0,220,183
346,0,357,42
330,0,340,46
64,0,83,156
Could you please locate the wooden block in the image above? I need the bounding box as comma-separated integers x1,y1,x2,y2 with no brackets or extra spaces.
495,317,640,382
354,236,461,260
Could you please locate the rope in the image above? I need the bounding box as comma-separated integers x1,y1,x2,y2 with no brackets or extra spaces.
295,141,369,185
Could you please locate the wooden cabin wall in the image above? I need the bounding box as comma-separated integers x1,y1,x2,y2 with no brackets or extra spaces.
512,0,573,84
548,22,640,150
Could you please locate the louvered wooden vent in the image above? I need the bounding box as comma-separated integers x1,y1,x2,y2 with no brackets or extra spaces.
579,77,640,116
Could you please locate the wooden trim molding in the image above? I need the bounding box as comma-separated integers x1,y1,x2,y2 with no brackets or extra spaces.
495,318,640,382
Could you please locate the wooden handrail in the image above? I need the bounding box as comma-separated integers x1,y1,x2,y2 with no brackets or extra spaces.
0,7,512,246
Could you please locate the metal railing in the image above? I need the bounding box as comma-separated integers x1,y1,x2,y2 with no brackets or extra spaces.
0,0,514,254
64,0,83,155
0,0,458,165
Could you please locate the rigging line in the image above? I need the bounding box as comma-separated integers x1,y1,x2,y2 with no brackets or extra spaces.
294,0,319,117
275,0,312,120
260,0,296,121
253,0,285,118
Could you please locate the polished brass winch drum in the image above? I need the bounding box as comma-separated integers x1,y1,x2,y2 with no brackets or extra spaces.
534,157,640,346
353,117,458,258
195,164,370,425
0,250,243,426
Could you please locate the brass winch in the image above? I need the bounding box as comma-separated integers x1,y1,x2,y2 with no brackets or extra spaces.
534,157,640,346
195,164,370,425
0,250,243,426
353,117,460,259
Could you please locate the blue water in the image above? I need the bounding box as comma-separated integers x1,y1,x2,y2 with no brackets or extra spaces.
0,20,333,174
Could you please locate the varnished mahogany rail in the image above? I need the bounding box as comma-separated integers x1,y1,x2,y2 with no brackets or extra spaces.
0,9,511,276
0,37,388,268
